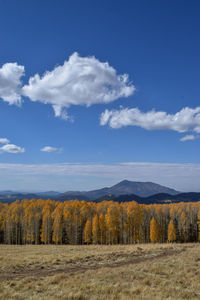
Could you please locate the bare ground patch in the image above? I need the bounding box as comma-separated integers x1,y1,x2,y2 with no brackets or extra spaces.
0,246,186,281
0,244,200,300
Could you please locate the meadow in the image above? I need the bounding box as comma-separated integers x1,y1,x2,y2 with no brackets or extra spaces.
0,243,200,299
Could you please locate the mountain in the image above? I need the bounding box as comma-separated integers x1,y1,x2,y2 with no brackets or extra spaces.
0,190,21,196
58,180,179,200
101,180,179,197
0,191,61,203
94,192,200,204
37,191,61,197
0,193,39,203
0,180,180,203
1,191,200,205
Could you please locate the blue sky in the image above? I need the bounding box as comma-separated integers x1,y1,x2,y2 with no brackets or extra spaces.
0,0,200,192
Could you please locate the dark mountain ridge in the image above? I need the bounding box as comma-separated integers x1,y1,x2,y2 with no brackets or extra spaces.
59,180,179,200
1,192,200,205
0,180,193,204
94,192,200,204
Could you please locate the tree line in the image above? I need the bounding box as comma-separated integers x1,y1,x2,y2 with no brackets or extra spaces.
0,199,200,244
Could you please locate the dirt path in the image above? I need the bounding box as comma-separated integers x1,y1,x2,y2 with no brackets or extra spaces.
0,247,186,282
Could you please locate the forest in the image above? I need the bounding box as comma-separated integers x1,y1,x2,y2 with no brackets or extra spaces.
0,199,200,245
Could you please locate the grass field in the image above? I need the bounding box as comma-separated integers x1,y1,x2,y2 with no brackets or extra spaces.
0,243,200,299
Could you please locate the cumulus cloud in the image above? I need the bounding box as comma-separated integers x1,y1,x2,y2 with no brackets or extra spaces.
0,144,25,154
180,135,197,142
0,138,10,144
22,52,134,118
0,62,24,105
100,106,200,133
40,146,62,153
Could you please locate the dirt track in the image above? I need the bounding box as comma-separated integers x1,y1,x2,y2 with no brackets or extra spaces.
0,247,186,282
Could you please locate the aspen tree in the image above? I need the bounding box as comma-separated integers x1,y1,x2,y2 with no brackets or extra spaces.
84,219,92,244
99,213,106,244
127,202,143,243
150,217,160,243
92,214,100,244
197,210,200,242
0,199,200,245
180,211,189,242
80,202,94,244
168,219,176,242
63,204,73,244
41,203,52,244
72,201,82,244
52,204,63,244
105,204,120,244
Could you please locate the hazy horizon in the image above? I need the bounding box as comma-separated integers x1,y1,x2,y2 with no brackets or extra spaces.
1,162,200,193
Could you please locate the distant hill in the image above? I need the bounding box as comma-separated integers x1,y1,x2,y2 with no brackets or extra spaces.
0,180,182,204
37,191,61,197
0,193,39,203
94,192,200,204
58,180,179,200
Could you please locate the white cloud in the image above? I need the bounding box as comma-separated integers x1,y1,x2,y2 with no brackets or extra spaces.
180,134,197,142
0,138,10,144
40,146,62,153
100,106,200,133
0,144,25,154
22,52,134,118
0,62,24,105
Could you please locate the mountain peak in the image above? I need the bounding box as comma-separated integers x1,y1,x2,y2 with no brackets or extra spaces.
107,180,179,197
0,180,180,203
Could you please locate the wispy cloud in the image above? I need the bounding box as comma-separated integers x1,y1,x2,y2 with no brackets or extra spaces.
0,162,200,192
100,107,200,134
180,134,198,142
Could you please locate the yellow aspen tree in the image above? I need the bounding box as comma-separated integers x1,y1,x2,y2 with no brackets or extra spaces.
84,219,92,244
92,214,100,244
180,211,189,242
21,199,30,244
11,201,25,245
0,204,6,244
105,204,120,244
63,204,73,244
0,205,4,230
24,199,43,244
197,210,200,242
1,199,200,245
24,202,34,244
71,201,82,244
127,202,143,243
80,202,94,244
118,203,127,244
4,206,12,244
41,203,52,244
52,204,63,244
155,205,166,243
150,217,160,243
168,219,176,242
99,213,106,244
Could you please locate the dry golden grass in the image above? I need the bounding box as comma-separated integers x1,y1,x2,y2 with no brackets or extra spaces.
0,243,200,299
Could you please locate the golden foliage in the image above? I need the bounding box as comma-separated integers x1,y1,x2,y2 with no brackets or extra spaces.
0,198,199,244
